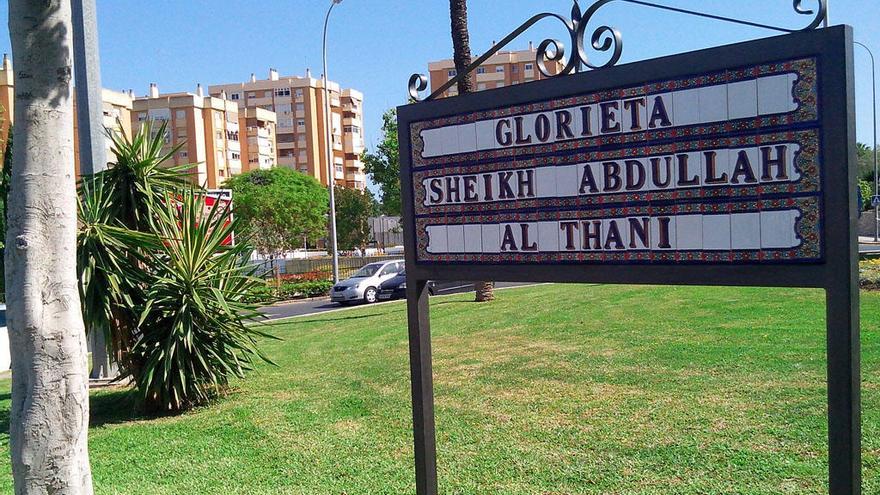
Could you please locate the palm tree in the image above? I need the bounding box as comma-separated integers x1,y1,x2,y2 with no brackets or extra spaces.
449,0,495,302
7,1,93,492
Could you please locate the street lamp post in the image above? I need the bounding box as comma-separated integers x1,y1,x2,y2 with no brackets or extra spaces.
855,41,878,242
323,0,343,283
72,0,118,380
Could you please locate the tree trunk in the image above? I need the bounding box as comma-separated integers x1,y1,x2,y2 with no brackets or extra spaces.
449,0,494,302
449,0,475,94
7,1,94,493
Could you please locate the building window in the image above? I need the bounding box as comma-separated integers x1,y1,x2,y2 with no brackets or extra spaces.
230,92,241,100
512,65,518,73
295,88,303,98
335,164,343,174
274,87,291,96
176,110,186,119
495,66,504,73
476,67,486,74
477,83,487,90
295,103,304,112
297,119,305,128
524,63,533,70
179,151,188,159
231,152,240,160
343,125,360,133
137,112,147,122
447,69,456,77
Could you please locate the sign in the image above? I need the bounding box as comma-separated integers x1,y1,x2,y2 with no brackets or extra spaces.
872,195,880,208
206,189,234,246
408,59,825,267
398,26,859,495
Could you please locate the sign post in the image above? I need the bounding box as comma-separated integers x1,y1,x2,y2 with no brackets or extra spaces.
399,26,859,494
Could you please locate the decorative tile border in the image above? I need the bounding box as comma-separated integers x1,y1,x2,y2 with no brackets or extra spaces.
409,57,817,169
414,196,821,264
412,128,820,216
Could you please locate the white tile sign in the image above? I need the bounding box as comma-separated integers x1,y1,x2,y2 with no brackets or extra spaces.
408,57,822,264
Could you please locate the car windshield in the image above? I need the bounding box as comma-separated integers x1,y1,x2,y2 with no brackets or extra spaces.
350,263,382,278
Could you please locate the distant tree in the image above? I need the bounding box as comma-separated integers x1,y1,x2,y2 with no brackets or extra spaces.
335,186,377,252
362,109,400,216
224,168,329,258
858,142,876,182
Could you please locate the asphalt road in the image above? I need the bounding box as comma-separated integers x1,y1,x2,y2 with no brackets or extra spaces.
258,282,530,321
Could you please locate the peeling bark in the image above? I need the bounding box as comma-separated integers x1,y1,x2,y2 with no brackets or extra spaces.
7,1,94,493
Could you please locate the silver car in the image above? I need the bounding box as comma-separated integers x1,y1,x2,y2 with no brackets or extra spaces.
331,259,405,305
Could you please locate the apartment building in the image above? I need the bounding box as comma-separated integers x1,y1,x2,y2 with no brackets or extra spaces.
0,55,12,165
239,107,277,172
73,88,133,176
209,69,366,190
428,45,563,98
132,84,249,188
0,54,134,175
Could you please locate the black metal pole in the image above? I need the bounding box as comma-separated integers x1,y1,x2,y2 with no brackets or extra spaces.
405,277,437,494
826,26,861,495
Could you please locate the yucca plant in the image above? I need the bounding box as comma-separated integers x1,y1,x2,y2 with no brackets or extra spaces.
132,188,274,412
78,121,191,376
101,119,193,231
78,122,273,412
77,178,158,366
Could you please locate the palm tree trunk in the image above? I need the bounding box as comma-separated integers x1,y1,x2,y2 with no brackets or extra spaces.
449,0,475,94
449,0,494,302
7,1,94,493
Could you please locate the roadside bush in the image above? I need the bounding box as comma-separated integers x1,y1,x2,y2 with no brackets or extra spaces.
279,269,331,282
277,280,333,300
859,179,873,211
247,279,334,304
860,258,880,290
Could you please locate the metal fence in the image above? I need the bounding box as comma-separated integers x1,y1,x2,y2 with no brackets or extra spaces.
281,255,402,279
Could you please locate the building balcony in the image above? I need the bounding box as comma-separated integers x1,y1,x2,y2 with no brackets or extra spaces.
476,71,505,82
343,136,363,154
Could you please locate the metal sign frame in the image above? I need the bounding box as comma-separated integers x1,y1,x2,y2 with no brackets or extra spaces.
398,26,859,494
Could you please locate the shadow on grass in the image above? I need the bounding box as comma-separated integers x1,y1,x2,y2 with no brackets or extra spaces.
259,311,403,327
88,388,150,428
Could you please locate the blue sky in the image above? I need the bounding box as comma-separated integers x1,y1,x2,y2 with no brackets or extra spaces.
0,0,877,153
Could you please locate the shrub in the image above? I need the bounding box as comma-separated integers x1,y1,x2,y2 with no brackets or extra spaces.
860,258,880,290
78,123,274,413
278,269,331,282
859,179,873,211
277,280,333,300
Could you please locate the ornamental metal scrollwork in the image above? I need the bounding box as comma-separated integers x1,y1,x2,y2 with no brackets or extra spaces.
408,0,827,102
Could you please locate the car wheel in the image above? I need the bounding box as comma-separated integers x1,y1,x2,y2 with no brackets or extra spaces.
363,287,378,304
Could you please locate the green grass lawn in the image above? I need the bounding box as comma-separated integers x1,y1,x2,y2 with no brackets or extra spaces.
0,284,878,494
